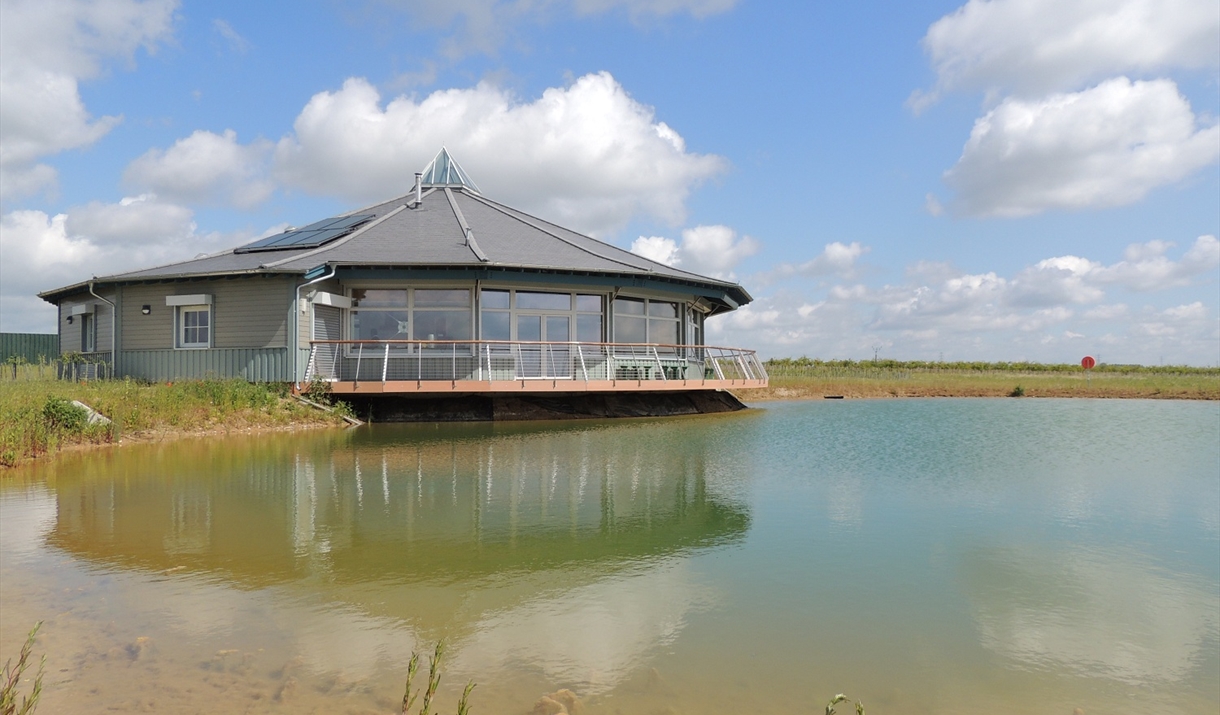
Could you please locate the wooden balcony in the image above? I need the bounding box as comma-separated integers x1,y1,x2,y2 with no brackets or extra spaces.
303,340,767,395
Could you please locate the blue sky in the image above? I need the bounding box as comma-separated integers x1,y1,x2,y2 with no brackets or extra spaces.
2,0,1217,364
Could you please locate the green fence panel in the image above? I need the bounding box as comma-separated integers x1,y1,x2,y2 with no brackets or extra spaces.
0,333,58,363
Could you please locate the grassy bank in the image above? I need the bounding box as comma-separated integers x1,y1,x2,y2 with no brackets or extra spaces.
750,359,1220,401
0,368,348,468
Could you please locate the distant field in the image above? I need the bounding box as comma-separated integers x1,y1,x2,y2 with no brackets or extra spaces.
746,359,1220,401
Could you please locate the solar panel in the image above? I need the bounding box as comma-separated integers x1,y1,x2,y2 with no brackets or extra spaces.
235,214,374,253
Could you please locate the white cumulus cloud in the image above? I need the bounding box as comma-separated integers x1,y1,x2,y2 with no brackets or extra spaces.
759,241,868,284
0,196,247,332
944,78,1219,217
274,72,725,236
630,235,681,266
914,0,1218,105
64,194,196,246
1094,235,1220,291
630,224,759,280
0,0,177,199
706,235,1219,364
125,129,274,208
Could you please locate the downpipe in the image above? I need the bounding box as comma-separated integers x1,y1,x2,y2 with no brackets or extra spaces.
88,280,116,376
294,264,337,390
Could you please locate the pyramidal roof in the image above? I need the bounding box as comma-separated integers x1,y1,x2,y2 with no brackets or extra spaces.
419,148,479,192
40,150,751,311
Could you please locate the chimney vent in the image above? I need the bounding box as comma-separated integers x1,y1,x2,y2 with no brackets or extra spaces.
414,172,423,205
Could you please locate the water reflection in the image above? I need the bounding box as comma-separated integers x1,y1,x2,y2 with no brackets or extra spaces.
4,401,1216,714
41,418,751,692
963,544,1220,686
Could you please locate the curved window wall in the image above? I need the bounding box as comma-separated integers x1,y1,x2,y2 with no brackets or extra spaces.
344,286,702,348
480,289,603,343
350,288,474,344
613,297,681,347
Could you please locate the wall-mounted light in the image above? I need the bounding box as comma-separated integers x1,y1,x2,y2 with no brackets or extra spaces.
141,305,151,315
66,315,74,324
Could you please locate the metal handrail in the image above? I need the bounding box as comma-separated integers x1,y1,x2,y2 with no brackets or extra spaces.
304,339,767,386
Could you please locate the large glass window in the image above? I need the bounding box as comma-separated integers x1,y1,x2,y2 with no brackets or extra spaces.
414,289,472,341
613,297,680,346
349,288,472,345
479,289,603,343
516,291,571,311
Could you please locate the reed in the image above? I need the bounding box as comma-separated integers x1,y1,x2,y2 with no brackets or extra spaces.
825,693,865,715
401,641,476,715
1,622,44,715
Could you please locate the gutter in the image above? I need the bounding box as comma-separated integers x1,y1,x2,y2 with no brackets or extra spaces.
87,280,116,365
39,268,303,304
293,264,337,387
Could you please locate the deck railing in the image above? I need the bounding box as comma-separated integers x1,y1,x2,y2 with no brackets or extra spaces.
304,340,767,392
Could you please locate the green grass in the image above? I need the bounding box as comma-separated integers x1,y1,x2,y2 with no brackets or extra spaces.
765,357,1220,375
0,368,346,468
751,359,1220,401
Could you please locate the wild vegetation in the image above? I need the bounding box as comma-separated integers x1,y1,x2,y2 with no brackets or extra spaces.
752,358,1220,401
0,367,348,468
401,642,475,715
0,623,44,715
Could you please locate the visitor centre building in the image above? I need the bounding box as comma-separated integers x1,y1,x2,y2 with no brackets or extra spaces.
39,150,767,398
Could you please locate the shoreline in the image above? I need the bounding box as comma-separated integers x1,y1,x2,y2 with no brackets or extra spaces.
1,419,351,472
748,372,1219,401
744,387,1220,401
6,388,1215,471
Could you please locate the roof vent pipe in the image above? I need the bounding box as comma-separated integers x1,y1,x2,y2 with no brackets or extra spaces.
414,172,423,205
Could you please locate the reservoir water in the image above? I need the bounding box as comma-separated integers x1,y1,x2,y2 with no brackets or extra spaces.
2,398,1217,714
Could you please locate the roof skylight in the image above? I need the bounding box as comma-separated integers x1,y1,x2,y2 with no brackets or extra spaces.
419,148,480,192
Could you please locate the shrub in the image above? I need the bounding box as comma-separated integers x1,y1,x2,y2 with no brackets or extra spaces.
41,397,87,432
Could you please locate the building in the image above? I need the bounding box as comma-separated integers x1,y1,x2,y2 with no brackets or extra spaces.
39,149,766,411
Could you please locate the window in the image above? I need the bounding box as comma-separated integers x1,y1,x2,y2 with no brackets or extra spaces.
167,294,213,349
80,314,95,353
613,297,681,347
479,289,603,343
349,288,473,346
178,306,211,348
413,289,473,341
686,309,704,347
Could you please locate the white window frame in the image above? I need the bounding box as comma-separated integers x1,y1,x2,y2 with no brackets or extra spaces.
80,313,96,353
167,295,214,350
612,296,682,347
177,305,212,349
478,287,606,344
346,285,475,354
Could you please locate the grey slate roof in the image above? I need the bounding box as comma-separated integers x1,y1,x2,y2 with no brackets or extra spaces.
41,181,752,309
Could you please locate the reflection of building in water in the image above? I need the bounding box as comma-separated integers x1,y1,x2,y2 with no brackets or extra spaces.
46,422,749,611
46,425,751,692
164,485,212,555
